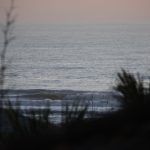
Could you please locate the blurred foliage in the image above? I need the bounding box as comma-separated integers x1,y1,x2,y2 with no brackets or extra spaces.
115,69,150,114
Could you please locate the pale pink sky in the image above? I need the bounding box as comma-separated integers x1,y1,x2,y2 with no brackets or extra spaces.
1,0,150,23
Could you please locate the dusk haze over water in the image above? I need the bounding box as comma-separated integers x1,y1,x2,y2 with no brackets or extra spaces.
0,0,150,23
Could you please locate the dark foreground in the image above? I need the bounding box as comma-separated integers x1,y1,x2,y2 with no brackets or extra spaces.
1,70,150,150
1,109,150,150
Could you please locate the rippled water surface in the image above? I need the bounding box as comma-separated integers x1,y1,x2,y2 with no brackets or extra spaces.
0,24,150,91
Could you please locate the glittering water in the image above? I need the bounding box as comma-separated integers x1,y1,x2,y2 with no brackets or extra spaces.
0,23,150,91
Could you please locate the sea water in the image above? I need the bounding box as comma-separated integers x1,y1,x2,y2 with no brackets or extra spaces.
0,23,150,119
0,23,149,91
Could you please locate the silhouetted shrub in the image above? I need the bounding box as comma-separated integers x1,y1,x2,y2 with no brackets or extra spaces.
61,99,88,125
114,69,150,114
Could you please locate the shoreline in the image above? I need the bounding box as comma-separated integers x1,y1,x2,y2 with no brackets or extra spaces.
0,89,117,101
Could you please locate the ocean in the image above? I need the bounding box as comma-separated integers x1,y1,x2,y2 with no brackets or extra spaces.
0,23,150,122
0,23,150,91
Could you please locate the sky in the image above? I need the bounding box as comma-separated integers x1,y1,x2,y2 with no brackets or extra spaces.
0,0,150,23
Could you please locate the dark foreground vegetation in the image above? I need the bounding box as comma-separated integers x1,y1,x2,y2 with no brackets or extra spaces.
0,70,150,150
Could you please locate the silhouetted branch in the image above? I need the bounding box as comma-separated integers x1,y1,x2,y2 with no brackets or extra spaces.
0,0,16,98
